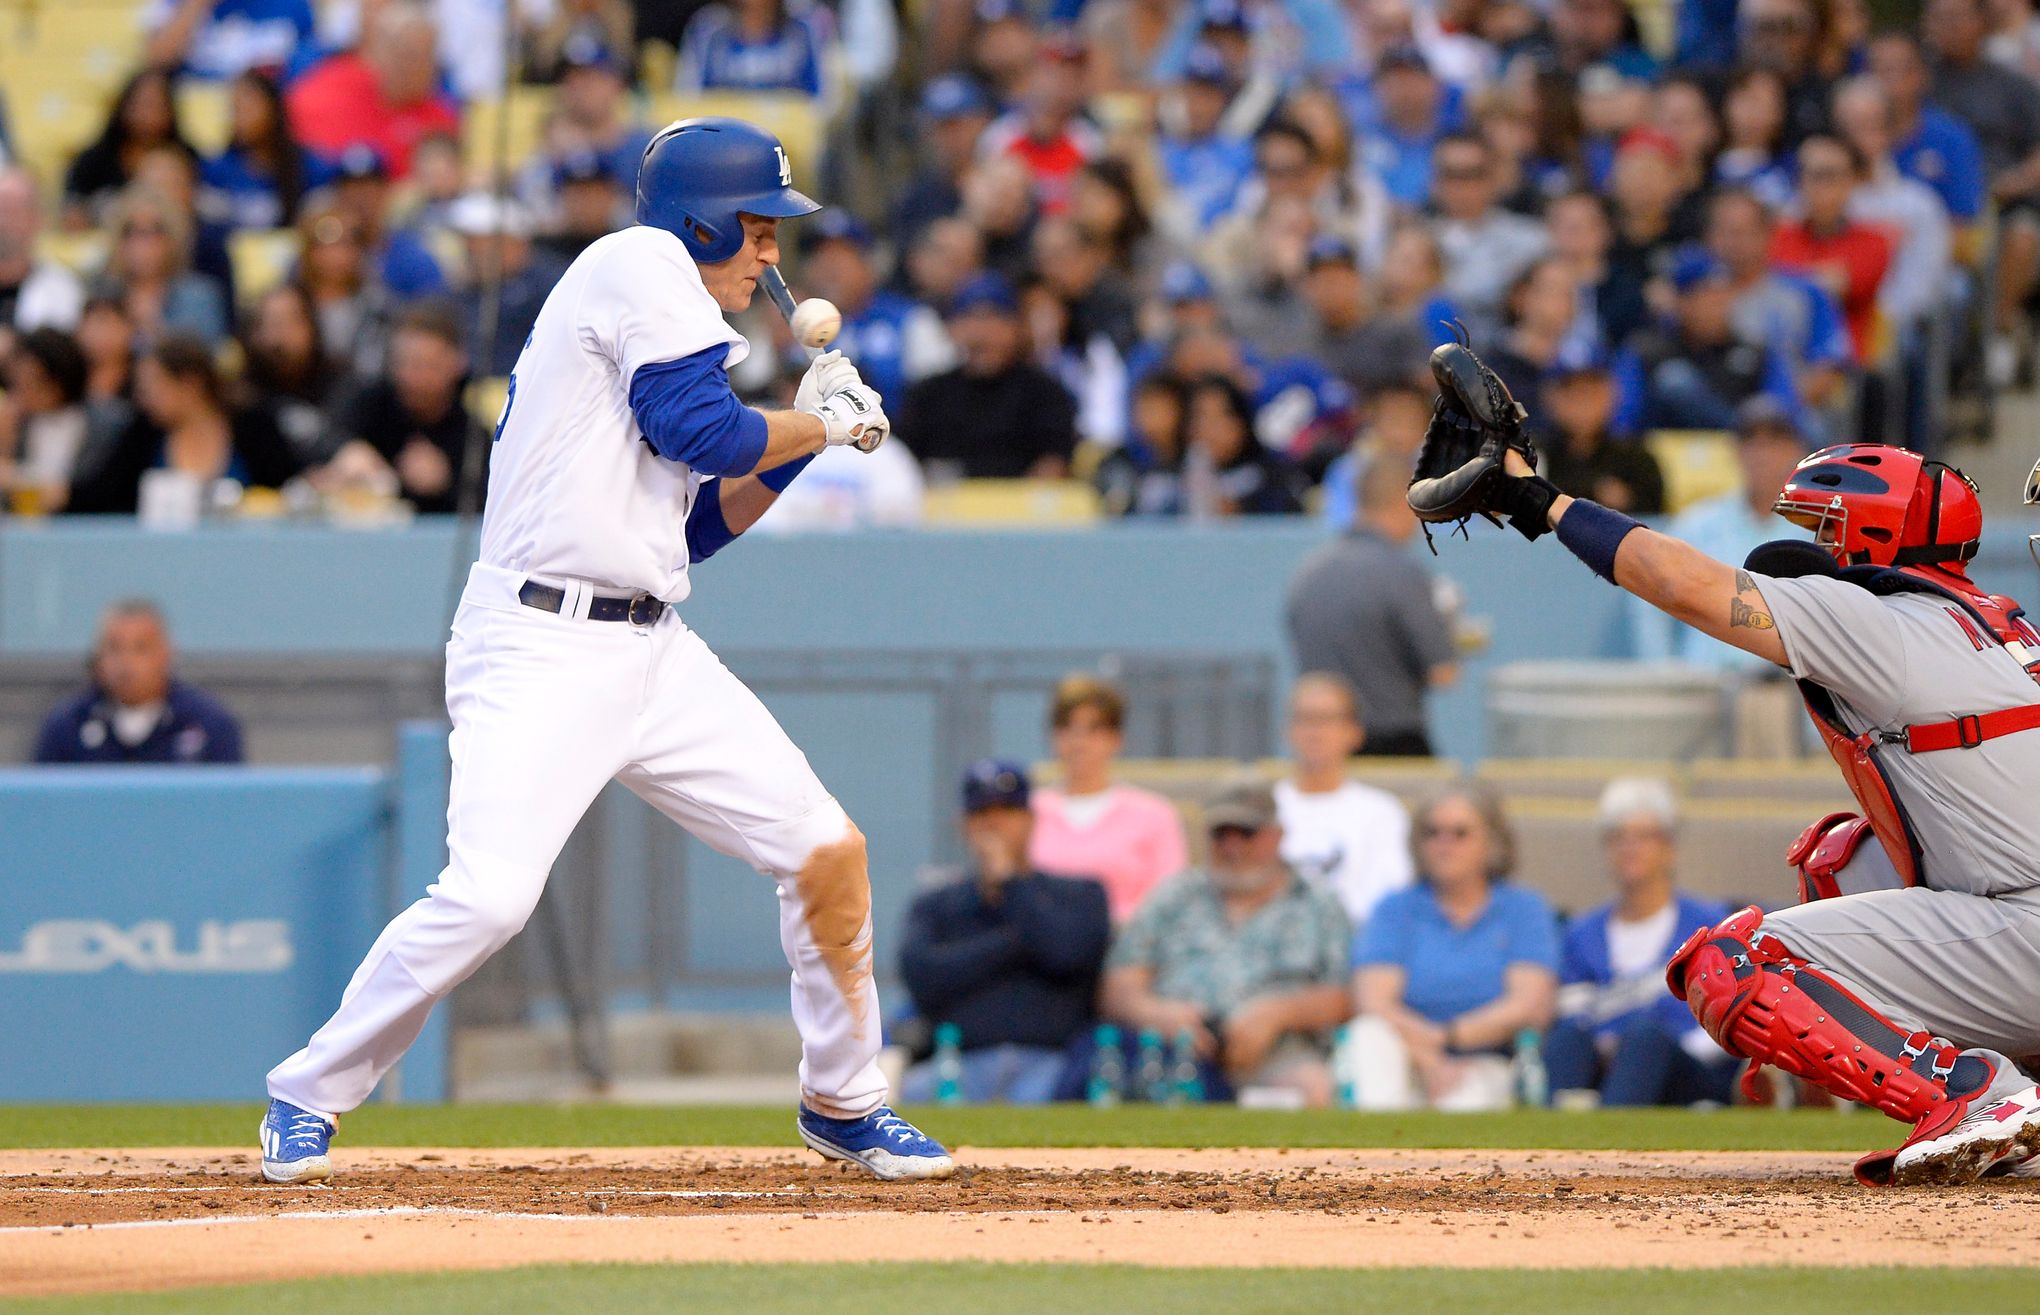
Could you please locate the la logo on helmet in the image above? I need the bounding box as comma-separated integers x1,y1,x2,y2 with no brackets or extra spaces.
775,147,791,186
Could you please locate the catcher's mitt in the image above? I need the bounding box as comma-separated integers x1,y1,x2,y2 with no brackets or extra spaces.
1406,336,1557,544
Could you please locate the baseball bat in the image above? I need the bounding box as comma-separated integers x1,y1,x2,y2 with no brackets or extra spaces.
758,267,815,360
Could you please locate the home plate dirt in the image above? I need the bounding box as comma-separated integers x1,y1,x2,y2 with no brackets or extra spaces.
2,1147,2036,1297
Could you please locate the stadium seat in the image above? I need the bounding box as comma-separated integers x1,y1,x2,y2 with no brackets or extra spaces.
1645,429,1741,515
228,228,298,300
36,230,107,275
1476,756,1680,801
176,80,231,156
461,86,555,175
466,376,511,430
1685,758,1854,808
644,92,822,187
921,479,1101,526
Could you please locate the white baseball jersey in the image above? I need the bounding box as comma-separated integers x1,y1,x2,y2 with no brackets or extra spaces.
479,225,749,602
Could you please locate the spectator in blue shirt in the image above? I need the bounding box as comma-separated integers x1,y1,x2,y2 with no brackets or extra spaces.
1545,779,1736,1108
1705,189,1850,414
199,71,321,232
898,760,1111,1103
1154,47,1256,238
796,211,953,405
1348,784,1560,1110
142,0,315,82
1357,47,1454,209
34,600,244,765
676,0,831,99
1869,31,1986,224
893,75,994,243
328,146,447,302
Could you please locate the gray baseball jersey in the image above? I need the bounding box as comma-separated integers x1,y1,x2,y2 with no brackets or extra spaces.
1753,572,2040,897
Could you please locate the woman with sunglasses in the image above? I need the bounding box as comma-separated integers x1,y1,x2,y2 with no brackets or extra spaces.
95,184,230,348
1345,784,1559,1110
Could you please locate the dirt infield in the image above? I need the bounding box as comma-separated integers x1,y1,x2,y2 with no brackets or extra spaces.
3,1146,2035,1297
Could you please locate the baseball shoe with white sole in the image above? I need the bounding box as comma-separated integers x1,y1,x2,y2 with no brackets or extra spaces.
260,1098,336,1184
1857,1078,2040,1186
797,1105,955,1180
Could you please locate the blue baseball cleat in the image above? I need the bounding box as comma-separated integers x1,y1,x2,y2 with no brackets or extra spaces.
796,1105,955,1180
260,1098,336,1184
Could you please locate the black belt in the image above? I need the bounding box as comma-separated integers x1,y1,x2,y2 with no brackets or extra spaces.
518,580,667,625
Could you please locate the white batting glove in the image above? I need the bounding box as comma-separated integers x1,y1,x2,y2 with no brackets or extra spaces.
793,350,860,415
807,382,889,453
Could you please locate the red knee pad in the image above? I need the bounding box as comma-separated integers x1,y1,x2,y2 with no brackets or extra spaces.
1665,906,1966,1124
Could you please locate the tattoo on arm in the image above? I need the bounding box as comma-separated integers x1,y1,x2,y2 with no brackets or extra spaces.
1731,571,1776,632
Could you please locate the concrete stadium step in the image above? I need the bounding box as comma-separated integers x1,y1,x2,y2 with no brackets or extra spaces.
451,1011,803,1103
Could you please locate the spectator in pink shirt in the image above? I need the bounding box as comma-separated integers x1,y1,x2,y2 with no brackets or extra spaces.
1028,675,1190,922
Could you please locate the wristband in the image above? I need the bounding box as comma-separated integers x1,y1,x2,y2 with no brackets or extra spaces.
1490,472,1562,542
759,453,814,493
1555,498,1642,584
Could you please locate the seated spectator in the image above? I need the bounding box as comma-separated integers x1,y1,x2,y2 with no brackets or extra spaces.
1542,0,1657,78
677,0,833,100
522,36,655,201
1032,217,1138,358
1713,66,1796,211
67,332,304,514
239,282,347,457
296,202,395,378
893,75,994,243
1296,237,1428,403
1274,672,1414,930
1204,119,1379,301
1069,156,1158,284
900,216,986,313
1615,247,1798,433
1487,257,1588,413
798,212,954,405
1429,133,1548,329
1101,776,1353,1107
198,71,316,233
62,70,197,229
326,146,447,302
898,760,1111,1104
0,329,91,513
318,301,483,513
1626,396,1811,670
1093,375,1187,517
94,186,231,348
1347,785,1560,1110
143,0,315,81
1605,126,1702,290
1028,675,1189,923
1539,354,1664,515
1374,222,1461,349
1546,779,1735,1107
77,295,139,409
980,37,1102,217
1547,190,1646,355
959,155,1040,285
33,599,243,764
1739,0,1834,145
0,168,86,339
1869,30,1986,227
446,194,567,378
1833,76,1953,334
1707,189,1850,412
1771,134,1892,364
133,144,238,307
536,151,628,266
286,2,460,179
902,273,1077,479
1178,375,1306,517
1317,376,1433,529
1153,48,1256,241
1286,454,1457,758
524,0,636,83
1359,45,1453,211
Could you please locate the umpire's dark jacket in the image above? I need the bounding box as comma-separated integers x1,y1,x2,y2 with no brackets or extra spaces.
901,871,1110,1052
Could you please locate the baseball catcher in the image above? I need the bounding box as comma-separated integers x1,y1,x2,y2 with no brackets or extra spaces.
1411,345,2040,1186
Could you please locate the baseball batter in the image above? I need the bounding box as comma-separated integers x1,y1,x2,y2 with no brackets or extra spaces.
1408,344,2040,1185
259,118,953,1184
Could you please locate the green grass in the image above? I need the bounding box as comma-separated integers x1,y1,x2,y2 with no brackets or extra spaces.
2,1264,2032,1315
0,1103,1885,1152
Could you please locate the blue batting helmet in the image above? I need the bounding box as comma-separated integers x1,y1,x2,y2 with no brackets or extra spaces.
635,117,820,264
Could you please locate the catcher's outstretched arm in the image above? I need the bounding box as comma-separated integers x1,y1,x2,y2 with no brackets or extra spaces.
1508,449,1790,668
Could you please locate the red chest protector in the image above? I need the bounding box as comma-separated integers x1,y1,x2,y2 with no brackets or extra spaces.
1797,566,2040,887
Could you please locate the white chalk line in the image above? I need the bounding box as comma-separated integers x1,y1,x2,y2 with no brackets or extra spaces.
3,1185,801,1199
0,1200,827,1236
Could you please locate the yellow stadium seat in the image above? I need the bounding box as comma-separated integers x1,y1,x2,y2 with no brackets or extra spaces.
636,39,676,91
177,81,232,156
1,63,112,192
921,479,1101,526
228,228,298,301
644,92,823,185
1646,429,1742,515
37,230,107,275
461,86,555,176
466,376,511,430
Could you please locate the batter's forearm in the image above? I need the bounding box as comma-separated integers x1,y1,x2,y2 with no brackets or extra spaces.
749,410,828,473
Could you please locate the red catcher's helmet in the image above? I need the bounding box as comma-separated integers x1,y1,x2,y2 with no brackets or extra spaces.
1773,443,1983,570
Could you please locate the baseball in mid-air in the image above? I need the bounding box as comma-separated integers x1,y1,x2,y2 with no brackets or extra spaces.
790,297,841,350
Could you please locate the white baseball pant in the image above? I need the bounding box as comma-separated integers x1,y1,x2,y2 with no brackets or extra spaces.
267,563,888,1120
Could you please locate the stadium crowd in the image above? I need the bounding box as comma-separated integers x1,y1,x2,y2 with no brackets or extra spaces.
893,671,1744,1111
0,0,2026,524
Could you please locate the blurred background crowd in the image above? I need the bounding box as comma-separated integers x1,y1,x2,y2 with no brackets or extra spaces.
1,0,2034,527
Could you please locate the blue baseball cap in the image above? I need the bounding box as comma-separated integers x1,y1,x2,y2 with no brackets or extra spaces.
1670,245,1729,293
1304,234,1358,269
552,148,615,188
1182,43,1232,87
1199,0,1250,32
1159,261,1215,304
922,73,991,122
561,32,626,74
961,758,1031,812
950,271,1020,316
799,208,873,253
1547,340,1613,379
